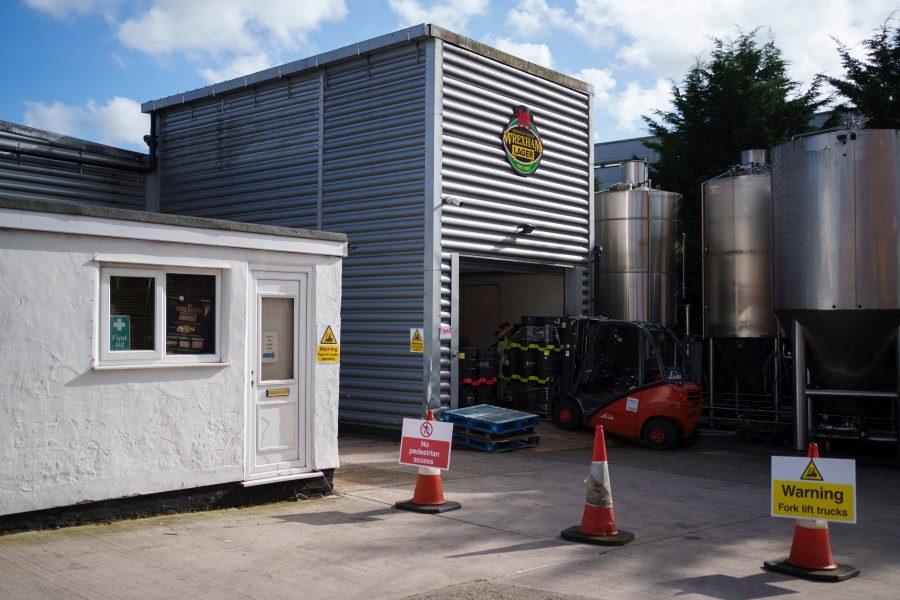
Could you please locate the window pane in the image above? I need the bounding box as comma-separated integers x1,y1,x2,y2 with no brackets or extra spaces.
261,297,294,381
110,276,155,351
166,274,216,355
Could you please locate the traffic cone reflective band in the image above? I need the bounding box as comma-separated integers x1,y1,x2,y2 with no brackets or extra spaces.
395,409,461,514
763,442,859,582
561,425,634,546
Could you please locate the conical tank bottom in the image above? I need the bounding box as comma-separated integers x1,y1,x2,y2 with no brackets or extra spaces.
714,337,774,393
778,309,900,391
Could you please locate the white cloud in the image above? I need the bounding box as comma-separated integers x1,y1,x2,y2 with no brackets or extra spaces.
492,39,554,69
198,53,276,84
24,97,149,150
388,0,489,32
504,0,574,38
569,0,896,85
502,0,898,141
26,0,120,20
608,79,673,137
116,0,348,58
573,68,672,142
574,67,616,106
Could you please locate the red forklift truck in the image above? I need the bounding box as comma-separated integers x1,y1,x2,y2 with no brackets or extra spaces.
552,317,702,449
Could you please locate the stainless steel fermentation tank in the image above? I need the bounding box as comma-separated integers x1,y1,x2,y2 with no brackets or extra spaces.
593,160,682,327
702,150,782,424
771,129,900,452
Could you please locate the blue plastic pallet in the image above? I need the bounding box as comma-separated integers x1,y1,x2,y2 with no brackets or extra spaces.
441,404,541,434
452,431,540,453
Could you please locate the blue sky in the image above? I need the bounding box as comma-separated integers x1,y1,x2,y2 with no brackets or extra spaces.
2,1,896,152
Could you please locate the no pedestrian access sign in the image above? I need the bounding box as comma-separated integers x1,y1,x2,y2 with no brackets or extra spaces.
771,455,856,523
399,418,453,470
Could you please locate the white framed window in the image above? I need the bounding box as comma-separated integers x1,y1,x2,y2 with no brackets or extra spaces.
99,266,222,365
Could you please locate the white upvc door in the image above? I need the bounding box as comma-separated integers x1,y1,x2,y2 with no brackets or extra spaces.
247,272,308,480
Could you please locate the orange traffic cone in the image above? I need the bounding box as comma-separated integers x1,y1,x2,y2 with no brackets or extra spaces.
561,425,634,545
395,410,461,514
764,442,859,581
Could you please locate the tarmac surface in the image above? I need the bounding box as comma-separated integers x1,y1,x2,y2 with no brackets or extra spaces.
1,423,899,599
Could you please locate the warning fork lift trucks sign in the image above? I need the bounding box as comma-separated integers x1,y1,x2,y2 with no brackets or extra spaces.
771,455,856,523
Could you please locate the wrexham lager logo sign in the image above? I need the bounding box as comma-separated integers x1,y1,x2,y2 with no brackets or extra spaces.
501,105,543,176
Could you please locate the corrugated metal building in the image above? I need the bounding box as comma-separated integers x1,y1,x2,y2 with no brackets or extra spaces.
142,24,594,429
0,120,149,209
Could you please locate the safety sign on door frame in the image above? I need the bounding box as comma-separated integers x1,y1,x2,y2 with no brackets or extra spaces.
316,324,340,363
771,455,856,523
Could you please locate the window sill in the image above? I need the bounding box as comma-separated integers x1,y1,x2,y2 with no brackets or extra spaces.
92,361,231,371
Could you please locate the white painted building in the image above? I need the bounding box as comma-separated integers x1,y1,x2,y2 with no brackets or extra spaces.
0,198,347,519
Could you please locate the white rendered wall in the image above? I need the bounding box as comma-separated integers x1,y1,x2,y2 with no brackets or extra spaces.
0,224,343,516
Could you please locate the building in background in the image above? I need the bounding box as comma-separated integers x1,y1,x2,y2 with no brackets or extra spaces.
142,24,594,429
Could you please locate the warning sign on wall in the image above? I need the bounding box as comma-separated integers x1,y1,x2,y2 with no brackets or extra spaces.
317,324,340,363
409,328,424,353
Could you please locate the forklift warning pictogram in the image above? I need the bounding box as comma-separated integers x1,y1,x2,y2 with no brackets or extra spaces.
801,461,824,481
320,326,338,345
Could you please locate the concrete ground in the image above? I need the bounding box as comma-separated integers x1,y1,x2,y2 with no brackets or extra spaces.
1,424,898,599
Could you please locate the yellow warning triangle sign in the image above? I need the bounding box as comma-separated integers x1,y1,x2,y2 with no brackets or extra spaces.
800,460,824,481
411,329,423,342
320,325,338,345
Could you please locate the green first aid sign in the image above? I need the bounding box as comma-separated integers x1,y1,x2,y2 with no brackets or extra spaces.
771,456,856,523
110,315,130,351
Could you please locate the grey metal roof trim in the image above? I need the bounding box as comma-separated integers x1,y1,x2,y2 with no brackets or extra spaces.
0,196,348,243
1,120,150,165
142,24,593,113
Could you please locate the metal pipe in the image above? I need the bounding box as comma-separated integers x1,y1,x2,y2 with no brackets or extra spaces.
773,336,781,423
708,337,715,427
793,320,807,451
683,304,691,338
805,389,898,399
896,325,900,457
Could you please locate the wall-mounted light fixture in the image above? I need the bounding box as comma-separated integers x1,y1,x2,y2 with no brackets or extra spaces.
515,223,537,235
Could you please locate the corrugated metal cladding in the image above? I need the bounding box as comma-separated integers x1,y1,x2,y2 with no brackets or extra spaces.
152,43,429,429
0,121,148,209
438,42,593,409
440,43,592,263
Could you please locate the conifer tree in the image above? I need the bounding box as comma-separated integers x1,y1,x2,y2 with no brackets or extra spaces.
642,31,833,329
822,18,900,129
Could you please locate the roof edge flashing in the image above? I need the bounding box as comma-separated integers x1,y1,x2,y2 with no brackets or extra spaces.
141,24,433,113
142,23,592,113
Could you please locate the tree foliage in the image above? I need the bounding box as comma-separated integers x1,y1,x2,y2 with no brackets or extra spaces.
641,30,833,330
822,18,900,129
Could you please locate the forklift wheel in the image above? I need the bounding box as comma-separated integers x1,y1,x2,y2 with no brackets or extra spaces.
644,418,676,450
553,398,582,431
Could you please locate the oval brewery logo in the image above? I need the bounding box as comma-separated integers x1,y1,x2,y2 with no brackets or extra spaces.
501,105,543,176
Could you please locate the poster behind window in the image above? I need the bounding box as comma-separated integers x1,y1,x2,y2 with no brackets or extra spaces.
166,295,213,354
